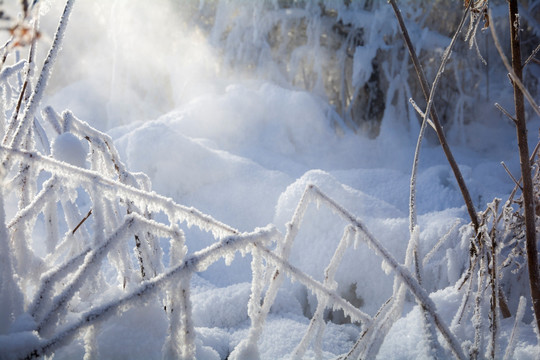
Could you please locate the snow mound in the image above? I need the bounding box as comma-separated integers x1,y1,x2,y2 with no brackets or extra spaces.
51,132,88,168
274,169,467,317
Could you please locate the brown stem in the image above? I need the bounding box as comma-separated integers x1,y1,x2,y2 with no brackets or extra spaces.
72,208,92,235
389,0,480,233
507,0,540,334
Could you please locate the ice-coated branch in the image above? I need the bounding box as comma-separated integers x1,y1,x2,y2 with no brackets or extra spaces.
33,212,181,329
0,59,26,83
256,242,372,325
503,296,526,360
423,220,460,267
18,226,280,359
0,145,238,237
451,255,479,333
62,110,140,186
0,174,25,334
292,225,355,359
42,106,63,135
471,254,487,360
352,224,418,359
309,185,466,360
489,5,540,335
28,245,91,322
3,35,37,146
7,0,76,150
36,215,138,335
488,8,540,120
389,0,480,233
230,184,314,360
7,176,58,230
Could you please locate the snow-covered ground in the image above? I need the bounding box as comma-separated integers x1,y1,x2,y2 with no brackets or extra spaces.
1,1,540,359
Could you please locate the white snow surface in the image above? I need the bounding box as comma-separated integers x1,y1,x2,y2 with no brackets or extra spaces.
1,1,540,359
51,132,88,168
103,77,538,358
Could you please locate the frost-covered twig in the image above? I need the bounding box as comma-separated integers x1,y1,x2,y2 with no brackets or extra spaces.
310,185,466,360
0,170,24,334
18,226,280,359
489,4,540,336
6,0,76,151
470,251,487,360
524,42,540,68
488,9,540,119
503,296,526,360
350,221,418,359
423,220,461,268
0,145,238,237
340,296,393,360
292,226,355,359
230,185,314,360
254,241,372,326
2,34,36,146
452,253,479,333
389,0,480,233
7,175,58,230
36,215,138,335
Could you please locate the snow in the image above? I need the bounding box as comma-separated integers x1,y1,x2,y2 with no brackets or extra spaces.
1,0,540,359
51,132,87,168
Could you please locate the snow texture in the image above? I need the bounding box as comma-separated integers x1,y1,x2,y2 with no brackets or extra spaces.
0,1,539,360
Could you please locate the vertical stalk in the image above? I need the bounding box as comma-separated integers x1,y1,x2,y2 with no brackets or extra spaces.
507,0,540,334
389,0,480,233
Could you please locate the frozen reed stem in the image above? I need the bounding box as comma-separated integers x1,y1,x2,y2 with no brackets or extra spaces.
389,0,480,233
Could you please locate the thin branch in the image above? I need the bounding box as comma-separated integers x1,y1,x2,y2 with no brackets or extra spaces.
489,8,540,120
72,208,92,235
501,162,523,190
409,98,436,131
524,42,540,68
7,0,76,150
22,226,280,359
495,103,517,124
310,185,467,360
490,2,540,335
389,0,480,233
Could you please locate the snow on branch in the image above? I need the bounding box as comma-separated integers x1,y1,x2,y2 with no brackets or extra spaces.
307,184,467,360
14,226,279,359
0,145,238,237
6,0,76,151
